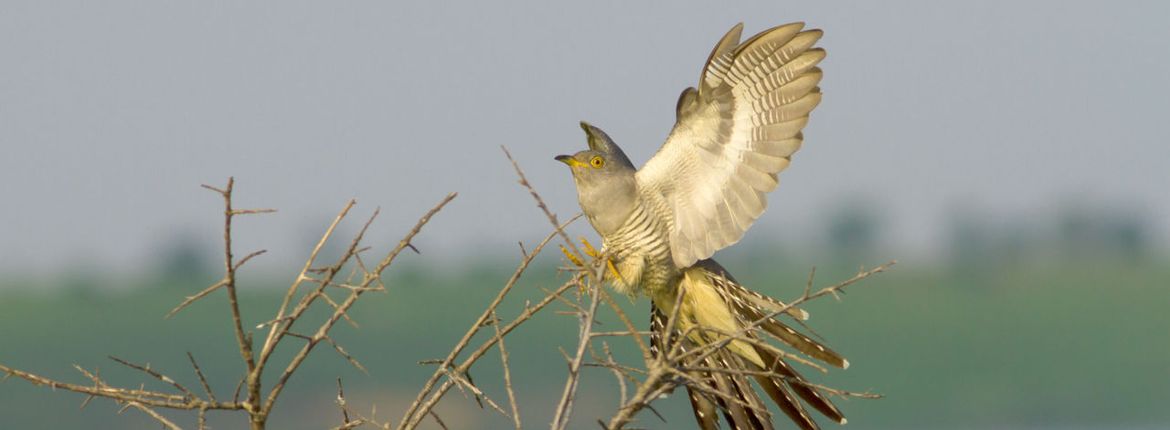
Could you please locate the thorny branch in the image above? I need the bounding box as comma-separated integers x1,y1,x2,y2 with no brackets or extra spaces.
550,278,604,430
0,178,456,430
395,147,592,430
1,152,893,430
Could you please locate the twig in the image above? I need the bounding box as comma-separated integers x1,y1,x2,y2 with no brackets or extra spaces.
600,342,629,406
0,363,242,411
501,146,582,261
400,275,581,430
258,199,357,365
397,214,579,430
442,370,510,418
491,312,522,430
338,378,352,426
108,356,195,400
428,411,449,430
263,193,457,416
124,401,182,430
165,280,227,319
209,179,260,405
596,287,652,361
551,279,603,430
0,179,463,430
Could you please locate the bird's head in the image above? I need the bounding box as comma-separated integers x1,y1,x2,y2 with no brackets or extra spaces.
555,122,635,183
555,121,639,236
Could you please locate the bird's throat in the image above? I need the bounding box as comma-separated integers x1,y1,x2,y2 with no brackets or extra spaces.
576,175,638,238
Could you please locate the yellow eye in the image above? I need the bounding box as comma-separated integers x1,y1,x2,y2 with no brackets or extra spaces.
590,156,605,168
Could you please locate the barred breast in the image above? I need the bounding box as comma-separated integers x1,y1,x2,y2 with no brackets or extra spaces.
602,197,678,297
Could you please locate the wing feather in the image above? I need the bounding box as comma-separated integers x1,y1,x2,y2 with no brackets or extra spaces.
637,23,826,267
756,118,809,143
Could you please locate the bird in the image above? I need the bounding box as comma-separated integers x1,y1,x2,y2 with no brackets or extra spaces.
554,22,846,430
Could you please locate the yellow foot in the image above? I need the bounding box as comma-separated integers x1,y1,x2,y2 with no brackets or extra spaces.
579,237,623,282
579,237,601,258
560,245,585,267
563,238,623,284
606,259,623,282
559,243,591,294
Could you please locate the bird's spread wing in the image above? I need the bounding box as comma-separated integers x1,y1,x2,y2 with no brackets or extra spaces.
636,22,825,267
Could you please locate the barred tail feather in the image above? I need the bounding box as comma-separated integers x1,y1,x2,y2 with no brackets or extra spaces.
650,260,847,430
687,384,722,430
698,259,848,369
653,307,776,430
754,345,846,425
733,285,849,369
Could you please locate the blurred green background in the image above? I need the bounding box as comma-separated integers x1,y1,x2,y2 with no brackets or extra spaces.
2,209,1167,429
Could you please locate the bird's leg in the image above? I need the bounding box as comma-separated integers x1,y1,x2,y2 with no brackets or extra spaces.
559,239,619,293
560,237,624,283
579,237,600,258
579,237,624,282
559,245,585,267
559,237,604,268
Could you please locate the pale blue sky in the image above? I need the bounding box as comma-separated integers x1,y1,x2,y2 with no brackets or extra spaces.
2,1,1168,274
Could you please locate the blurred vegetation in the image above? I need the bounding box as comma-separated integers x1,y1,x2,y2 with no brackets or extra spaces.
1,205,1166,429
2,254,1167,429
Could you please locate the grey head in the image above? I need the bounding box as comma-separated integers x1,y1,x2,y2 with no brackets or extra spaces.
555,122,640,236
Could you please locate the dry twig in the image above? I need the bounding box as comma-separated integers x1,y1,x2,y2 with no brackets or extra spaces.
0,154,893,430
0,178,456,430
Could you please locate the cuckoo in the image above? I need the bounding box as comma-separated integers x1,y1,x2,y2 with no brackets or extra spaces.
555,22,847,430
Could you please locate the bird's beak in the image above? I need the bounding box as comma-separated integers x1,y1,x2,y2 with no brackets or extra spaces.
555,154,584,168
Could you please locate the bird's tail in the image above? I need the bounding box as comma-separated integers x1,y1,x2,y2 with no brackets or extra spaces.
649,260,847,430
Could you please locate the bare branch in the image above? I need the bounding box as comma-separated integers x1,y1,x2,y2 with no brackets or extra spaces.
187,352,216,404
599,342,628,406
124,401,182,430
108,356,195,400
443,370,510,418
400,275,580,430
337,378,352,426
501,146,582,261
0,363,243,411
551,280,603,430
263,193,457,416
324,336,369,374
596,287,652,361
258,199,357,364
397,214,579,430
219,179,255,365
165,279,227,319
491,312,522,430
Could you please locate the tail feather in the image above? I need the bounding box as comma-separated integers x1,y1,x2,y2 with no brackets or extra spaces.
734,292,849,369
676,332,722,430
695,259,810,320
649,260,847,430
751,362,818,430
712,365,765,430
655,306,775,430
730,351,778,430
755,345,846,425
687,384,722,430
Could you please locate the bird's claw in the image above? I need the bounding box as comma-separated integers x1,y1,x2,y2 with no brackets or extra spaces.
560,245,585,268
606,259,623,282
580,237,601,258
561,238,623,283
581,237,624,282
